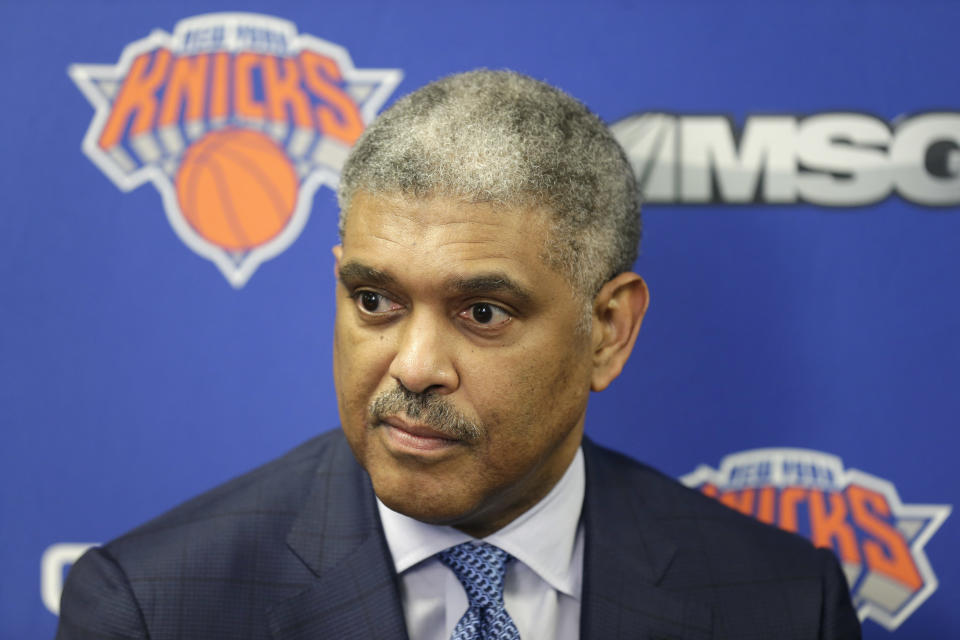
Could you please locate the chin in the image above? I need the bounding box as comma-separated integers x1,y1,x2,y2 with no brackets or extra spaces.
377,488,458,524
372,472,479,526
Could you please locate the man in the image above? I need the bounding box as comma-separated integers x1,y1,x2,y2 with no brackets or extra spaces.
57,71,861,639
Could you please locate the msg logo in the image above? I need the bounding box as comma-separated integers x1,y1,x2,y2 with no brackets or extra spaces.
612,112,960,207
682,449,951,630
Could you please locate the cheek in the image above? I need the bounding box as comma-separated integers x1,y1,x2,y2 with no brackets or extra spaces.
523,355,586,428
472,340,590,446
334,320,392,465
333,318,387,419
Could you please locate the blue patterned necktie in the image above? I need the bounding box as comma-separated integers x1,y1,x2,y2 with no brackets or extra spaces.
438,542,521,640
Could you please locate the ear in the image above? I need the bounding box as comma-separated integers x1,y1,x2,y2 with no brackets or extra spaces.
332,245,343,280
590,272,650,392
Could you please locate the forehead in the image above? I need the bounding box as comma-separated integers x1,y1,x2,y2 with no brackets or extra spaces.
340,192,561,284
344,191,544,237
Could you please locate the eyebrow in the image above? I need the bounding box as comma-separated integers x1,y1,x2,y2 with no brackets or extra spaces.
338,261,398,288
338,261,534,306
448,273,534,306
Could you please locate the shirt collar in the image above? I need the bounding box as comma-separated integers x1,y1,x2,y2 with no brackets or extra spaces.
377,447,585,598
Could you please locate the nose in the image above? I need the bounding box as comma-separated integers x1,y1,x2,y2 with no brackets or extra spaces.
388,309,459,395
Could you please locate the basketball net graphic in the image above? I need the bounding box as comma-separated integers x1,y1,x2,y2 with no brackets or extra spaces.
69,13,402,287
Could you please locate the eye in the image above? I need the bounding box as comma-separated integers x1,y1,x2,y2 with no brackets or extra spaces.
353,290,402,315
460,302,512,327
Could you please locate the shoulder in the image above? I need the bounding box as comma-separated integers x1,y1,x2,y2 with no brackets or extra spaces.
583,438,820,558
110,428,350,550
58,429,357,638
581,439,861,638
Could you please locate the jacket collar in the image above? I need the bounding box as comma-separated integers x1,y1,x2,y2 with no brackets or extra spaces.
580,438,713,640
266,432,713,640
266,432,409,640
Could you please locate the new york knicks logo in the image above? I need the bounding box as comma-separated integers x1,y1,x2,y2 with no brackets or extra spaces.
681,449,951,630
69,13,402,286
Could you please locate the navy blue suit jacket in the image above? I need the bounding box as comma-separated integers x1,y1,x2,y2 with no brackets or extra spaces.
57,430,861,639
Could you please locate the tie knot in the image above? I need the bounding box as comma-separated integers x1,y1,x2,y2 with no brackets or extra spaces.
439,542,512,609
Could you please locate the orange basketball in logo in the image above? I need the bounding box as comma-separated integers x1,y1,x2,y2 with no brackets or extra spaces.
175,128,299,251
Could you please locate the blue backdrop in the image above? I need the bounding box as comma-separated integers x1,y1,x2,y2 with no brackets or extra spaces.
1,1,956,637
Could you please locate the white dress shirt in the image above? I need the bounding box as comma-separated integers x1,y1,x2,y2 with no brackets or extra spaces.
376,448,585,640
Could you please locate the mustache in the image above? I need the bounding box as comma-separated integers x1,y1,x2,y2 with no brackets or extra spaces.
369,385,483,443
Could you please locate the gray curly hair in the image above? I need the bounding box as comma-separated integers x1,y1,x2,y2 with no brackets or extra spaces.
337,69,640,299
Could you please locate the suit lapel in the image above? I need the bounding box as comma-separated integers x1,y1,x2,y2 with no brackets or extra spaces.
580,439,713,640
266,434,409,640
264,433,714,639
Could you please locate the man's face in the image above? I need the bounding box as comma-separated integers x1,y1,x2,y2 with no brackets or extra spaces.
333,192,595,537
